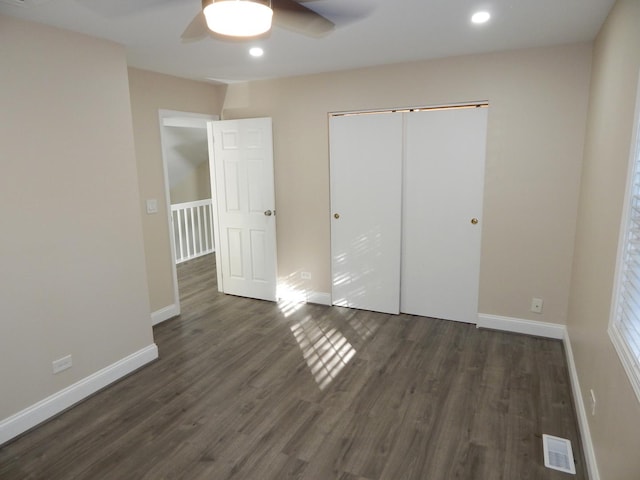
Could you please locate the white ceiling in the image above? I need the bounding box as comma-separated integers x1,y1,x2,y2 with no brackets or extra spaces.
0,0,615,84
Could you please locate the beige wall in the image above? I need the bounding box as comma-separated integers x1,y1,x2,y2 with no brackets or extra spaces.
567,1,640,478
0,16,154,419
169,161,212,204
223,43,592,324
128,68,225,312
2,7,636,475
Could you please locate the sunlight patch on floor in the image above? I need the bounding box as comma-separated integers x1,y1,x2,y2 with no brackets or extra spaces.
277,284,306,317
291,315,356,390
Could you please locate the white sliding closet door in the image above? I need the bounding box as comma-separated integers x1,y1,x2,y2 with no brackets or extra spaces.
330,113,403,314
401,107,488,323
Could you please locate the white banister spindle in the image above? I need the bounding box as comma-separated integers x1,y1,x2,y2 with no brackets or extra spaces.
204,204,211,251
177,209,184,261
190,206,196,257
197,206,203,254
170,199,215,264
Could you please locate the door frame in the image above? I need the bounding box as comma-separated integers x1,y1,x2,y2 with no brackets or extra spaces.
157,109,218,324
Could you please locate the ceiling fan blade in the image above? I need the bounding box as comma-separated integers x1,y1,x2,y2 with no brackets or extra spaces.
77,0,175,18
181,12,210,42
271,0,335,37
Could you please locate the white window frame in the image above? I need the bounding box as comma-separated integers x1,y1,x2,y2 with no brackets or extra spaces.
609,71,640,404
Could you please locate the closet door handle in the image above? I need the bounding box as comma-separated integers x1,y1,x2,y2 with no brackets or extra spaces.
264,210,273,216
334,213,340,219
471,218,479,225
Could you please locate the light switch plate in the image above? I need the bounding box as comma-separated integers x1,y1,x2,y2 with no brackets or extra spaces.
146,199,158,214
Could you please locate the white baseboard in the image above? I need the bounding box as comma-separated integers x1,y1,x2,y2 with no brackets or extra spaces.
0,343,158,446
477,313,565,339
563,332,600,480
307,291,331,306
151,303,179,326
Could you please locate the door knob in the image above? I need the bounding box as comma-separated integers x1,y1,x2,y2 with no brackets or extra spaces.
264,210,272,216
334,213,340,219
471,218,479,225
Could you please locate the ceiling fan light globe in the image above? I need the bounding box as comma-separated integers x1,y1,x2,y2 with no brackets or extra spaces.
204,0,273,37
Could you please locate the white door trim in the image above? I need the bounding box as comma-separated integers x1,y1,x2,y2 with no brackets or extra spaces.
158,110,218,322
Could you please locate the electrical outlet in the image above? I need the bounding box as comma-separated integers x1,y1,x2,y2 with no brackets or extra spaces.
531,297,544,314
52,355,72,374
590,389,597,416
300,272,311,280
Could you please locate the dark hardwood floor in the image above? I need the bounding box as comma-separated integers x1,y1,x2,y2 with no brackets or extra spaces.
0,254,586,479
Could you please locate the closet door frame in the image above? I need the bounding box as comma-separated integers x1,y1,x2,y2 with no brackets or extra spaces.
329,102,488,321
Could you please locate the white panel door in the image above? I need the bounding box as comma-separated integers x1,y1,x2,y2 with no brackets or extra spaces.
208,117,277,301
401,107,488,323
330,113,403,314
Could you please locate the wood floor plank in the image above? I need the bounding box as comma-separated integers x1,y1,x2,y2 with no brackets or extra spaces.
0,254,587,479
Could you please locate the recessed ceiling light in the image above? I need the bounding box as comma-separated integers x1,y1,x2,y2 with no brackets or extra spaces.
249,47,264,57
471,11,491,24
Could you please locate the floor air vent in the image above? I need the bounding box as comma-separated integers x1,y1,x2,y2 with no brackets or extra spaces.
542,434,576,474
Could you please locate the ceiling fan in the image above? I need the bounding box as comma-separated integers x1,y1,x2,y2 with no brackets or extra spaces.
77,0,373,41
182,0,339,41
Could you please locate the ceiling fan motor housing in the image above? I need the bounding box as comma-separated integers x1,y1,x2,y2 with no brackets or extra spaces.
202,0,274,37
